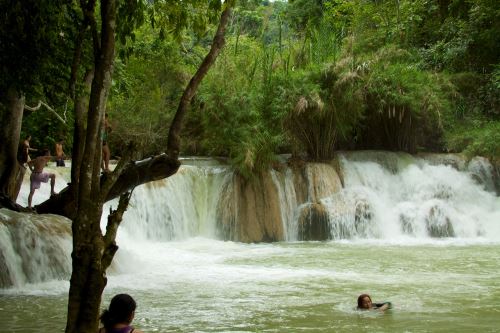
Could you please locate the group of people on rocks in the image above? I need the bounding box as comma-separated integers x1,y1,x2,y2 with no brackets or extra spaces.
19,113,113,209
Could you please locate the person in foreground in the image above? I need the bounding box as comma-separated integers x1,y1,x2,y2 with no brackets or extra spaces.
357,294,392,311
99,294,144,333
27,149,56,209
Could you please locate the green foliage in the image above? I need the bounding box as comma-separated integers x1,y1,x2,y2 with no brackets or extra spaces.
107,0,500,165
21,106,73,155
419,0,500,73
150,0,223,41
443,70,500,157
323,0,355,35
197,37,277,171
0,0,76,95
493,65,500,89
4,0,498,174
362,47,450,151
109,26,193,157
445,121,500,159
286,0,324,35
0,0,78,154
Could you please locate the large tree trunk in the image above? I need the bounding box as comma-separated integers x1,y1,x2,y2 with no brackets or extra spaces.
65,205,107,333
0,87,25,201
65,0,117,331
65,191,131,333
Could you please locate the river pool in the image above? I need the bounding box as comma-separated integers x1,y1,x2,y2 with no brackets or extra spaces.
1,238,499,333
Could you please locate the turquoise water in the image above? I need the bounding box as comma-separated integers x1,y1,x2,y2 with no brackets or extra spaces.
1,240,499,332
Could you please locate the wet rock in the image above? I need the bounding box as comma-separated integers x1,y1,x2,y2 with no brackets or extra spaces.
297,203,330,241
467,157,497,194
417,153,467,171
217,172,284,243
425,205,454,237
291,162,343,204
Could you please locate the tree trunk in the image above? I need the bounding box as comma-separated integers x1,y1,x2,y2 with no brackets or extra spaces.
65,0,117,331
65,205,107,333
0,87,25,201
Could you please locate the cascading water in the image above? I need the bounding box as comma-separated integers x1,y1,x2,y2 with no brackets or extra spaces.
0,209,72,288
2,153,500,288
1,154,500,333
270,169,298,241
112,161,231,241
323,152,500,240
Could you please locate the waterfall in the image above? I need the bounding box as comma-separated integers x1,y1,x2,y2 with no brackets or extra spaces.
324,152,500,240
2,153,499,288
0,209,72,288
114,162,231,241
271,169,298,241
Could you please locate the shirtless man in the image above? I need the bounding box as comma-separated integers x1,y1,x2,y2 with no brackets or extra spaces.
55,139,65,167
18,135,37,165
27,149,56,209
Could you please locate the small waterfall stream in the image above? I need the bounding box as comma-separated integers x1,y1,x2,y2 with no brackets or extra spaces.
1,153,499,288
271,169,298,241
113,163,231,241
0,210,72,288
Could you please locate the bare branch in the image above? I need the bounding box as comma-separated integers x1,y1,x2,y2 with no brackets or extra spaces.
24,100,68,125
167,4,233,159
101,191,133,270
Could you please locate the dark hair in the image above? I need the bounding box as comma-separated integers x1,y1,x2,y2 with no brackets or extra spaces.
100,294,137,331
357,294,372,309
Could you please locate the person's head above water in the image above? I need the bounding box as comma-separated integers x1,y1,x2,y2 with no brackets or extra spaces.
100,294,137,331
357,294,372,309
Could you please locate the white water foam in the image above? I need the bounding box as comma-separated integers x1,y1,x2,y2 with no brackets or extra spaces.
3,154,500,292
323,155,500,241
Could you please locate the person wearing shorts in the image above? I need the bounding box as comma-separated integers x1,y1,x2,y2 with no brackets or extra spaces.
27,149,56,209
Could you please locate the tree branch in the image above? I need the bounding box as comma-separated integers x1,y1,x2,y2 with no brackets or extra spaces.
24,100,68,125
35,153,180,219
167,4,233,159
101,191,132,270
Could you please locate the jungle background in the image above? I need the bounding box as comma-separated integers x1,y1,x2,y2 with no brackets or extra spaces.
13,0,500,177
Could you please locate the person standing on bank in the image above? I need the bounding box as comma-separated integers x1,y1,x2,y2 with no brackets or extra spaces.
55,139,65,167
99,294,144,333
27,149,56,209
102,113,112,173
18,135,37,166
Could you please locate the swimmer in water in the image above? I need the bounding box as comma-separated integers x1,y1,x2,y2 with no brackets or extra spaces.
357,294,391,311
